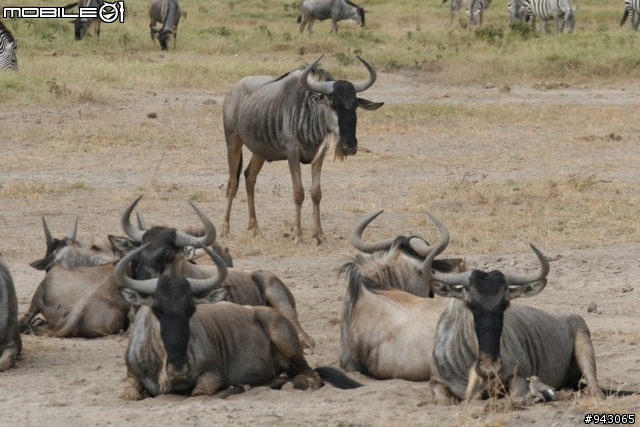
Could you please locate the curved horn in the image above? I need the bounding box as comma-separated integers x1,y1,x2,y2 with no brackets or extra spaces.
299,55,334,96
42,217,55,246
409,212,451,257
136,212,148,231
350,210,396,253
121,195,146,242
113,243,158,295
503,244,550,287
352,56,377,93
422,213,472,288
173,201,217,248
68,217,78,241
186,243,229,295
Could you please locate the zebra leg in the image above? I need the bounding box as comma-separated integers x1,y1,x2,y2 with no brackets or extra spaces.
286,149,305,244
553,14,561,33
632,11,639,30
541,19,547,33
221,133,244,238
244,154,266,236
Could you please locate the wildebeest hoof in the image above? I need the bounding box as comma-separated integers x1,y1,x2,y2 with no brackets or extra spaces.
122,386,143,401
303,347,314,356
313,232,326,245
293,375,310,391
219,223,230,238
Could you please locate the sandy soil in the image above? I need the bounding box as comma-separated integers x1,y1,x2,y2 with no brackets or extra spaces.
0,73,639,426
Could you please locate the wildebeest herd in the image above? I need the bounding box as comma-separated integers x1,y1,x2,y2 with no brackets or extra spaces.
0,51,634,404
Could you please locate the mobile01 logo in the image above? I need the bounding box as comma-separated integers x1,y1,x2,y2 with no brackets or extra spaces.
3,1,125,23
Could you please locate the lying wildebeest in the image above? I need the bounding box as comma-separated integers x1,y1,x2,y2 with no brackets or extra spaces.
297,0,365,34
148,0,181,50
63,0,104,41
340,211,464,380
0,257,21,371
221,55,382,244
116,243,361,399
421,215,605,404
115,195,315,351
20,211,235,337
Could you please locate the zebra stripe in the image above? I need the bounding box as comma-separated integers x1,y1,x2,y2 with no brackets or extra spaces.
621,0,640,30
0,21,18,71
468,0,491,25
524,0,579,33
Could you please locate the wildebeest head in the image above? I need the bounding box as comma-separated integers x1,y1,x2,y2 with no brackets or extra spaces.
116,195,217,281
151,27,175,50
73,17,93,40
115,242,228,381
300,55,383,157
30,217,79,270
422,214,549,379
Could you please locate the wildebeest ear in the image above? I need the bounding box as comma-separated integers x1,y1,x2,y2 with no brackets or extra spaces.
357,98,383,111
309,93,324,104
431,258,466,273
507,279,547,300
195,286,229,305
118,287,154,307
430,280,467,300
30,255,55,271
108,235,139,254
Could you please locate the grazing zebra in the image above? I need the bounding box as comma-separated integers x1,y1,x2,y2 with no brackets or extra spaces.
621,0,640,30
443,0,468,25
523,0,579,33
467,0,492,26
0,21,18,71
507,0,526,21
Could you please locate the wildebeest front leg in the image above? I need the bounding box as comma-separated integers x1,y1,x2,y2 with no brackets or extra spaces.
331,18,339,33
150,19,157,41
287,150,305,244
310,147,326,244
221,134,244,237
0,346,19,372
122,368,145,400
244,154,266,236
192,371,227,397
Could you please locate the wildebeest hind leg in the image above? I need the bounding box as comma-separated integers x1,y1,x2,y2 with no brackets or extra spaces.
221,133,244,237
244,154,265,236
570,317,605,399
310,146,326,244
0,346,18,372
252,270,316,352
192,371,226,397
287,150,305,244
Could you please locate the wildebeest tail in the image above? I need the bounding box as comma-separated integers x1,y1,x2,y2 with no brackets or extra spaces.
315,366,362,389
227,151,242,198
621,9,630,27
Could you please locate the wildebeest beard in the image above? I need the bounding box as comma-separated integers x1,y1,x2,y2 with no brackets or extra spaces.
331,81,359,159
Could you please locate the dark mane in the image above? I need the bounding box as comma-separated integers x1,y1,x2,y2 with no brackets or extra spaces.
0,21,16,43
344,0,362,9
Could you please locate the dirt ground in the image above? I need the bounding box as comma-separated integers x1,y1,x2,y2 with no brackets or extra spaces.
0,73,639,427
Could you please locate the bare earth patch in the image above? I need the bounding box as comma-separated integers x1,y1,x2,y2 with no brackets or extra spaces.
0,74,639,426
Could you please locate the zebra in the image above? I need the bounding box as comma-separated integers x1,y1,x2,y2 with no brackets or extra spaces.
621,0,640,30
507,0,526,21
443,0,468,25
467,0,492,26
523,0,579,33
0,21,18,71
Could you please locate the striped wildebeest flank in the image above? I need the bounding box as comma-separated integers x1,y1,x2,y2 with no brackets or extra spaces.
339,211,465,381
297,0,365,34
116,196,316,352
149,0,181,50
221,55,383,245
0,257,21,371
115,244,362,399
524,0,579,33
0,21,18,71
621,0,640,30
467,0,492,26
64,0,104,40
421,217,605,404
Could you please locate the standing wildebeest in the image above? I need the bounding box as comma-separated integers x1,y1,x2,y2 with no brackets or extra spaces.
621,0,640,30
221,55,383,244
421,215,605,404
148,0,181,50
0,257,21,371
340,211,464,380
297,0,365,34
64,0,104,41
115,195,315,351
116,243,361,399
